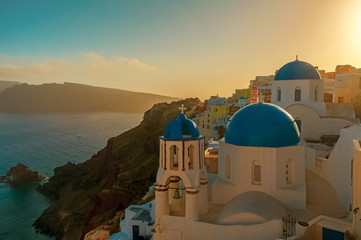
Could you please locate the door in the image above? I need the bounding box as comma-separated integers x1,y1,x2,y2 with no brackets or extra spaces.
322,228,344,240
132,225,139,240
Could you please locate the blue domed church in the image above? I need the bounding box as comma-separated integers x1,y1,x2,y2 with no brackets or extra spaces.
212,102,306,209
154,103,307,240
271,57,324,108
270,57,357,142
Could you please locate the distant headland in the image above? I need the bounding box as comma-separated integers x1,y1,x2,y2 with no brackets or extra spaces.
0,82,179,113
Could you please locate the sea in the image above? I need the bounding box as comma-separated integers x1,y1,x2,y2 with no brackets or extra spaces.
0,112,143,240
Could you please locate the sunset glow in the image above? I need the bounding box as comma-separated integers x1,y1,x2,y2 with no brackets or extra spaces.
1,0,361,99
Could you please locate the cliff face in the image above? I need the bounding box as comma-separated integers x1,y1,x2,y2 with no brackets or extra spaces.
0,82,179,113
35,98,201,240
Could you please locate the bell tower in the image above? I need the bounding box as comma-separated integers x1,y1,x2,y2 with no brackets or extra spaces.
153,105,208,238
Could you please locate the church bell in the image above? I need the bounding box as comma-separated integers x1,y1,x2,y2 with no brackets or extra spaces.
173,188,181,199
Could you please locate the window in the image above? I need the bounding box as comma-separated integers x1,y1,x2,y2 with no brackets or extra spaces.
188,145,194,169
160,143,164,168
277,87,281,101
338,97,344,103
252,160,261,184
225,156,231,179
207,125,210,129
295,87,301,101
286,159,295,184
315,87,318,101
170,145,179,170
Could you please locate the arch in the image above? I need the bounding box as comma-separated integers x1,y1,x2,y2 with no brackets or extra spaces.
277,87,281,101
166,176,186,217
169,145,179,170
286,159,295,184
158,172,193,188
285,103,321,139
225,156,231,179
315,86,318,101
295,87,301,101
252,160,261,185
188,145,194,169
200,141,204,168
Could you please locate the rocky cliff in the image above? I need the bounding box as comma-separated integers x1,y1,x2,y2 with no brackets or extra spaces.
34,98,202,240
0,82,179,113
0,163,45,187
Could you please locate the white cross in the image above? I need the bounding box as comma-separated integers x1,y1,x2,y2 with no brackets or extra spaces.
179,104,186,113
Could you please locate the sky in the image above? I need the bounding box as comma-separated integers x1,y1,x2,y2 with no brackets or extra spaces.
1,0,361,100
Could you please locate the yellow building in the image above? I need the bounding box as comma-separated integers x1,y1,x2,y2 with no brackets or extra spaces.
198,105,230,140
210,105,229,121
198,111,212,139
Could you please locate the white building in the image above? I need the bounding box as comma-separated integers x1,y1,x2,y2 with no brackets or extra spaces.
153,103,322,240
150,98,361,240
213,103,306,209
271,57,358,141
118,200,155,240
334,72,361,103
148,59,361,240
234,96,248,108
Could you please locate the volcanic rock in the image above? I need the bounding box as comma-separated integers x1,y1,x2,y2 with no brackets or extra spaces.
0,163,45,187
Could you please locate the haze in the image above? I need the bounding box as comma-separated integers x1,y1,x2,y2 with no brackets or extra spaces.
1,0,361,100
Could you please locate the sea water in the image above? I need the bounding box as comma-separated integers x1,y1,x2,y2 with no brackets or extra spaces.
0,112,143,240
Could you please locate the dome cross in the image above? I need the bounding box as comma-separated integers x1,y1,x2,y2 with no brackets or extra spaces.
179,104,186,113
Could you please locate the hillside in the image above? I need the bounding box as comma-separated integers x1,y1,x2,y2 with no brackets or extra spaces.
0,82,179,113
0,80,21,94
34,98,202,240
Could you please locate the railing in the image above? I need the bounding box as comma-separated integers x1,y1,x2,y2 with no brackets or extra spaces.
282,214,296,239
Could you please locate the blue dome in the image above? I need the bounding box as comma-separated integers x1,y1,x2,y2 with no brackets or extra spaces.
274,59,321,80
225,103,300,147
163,113,200,140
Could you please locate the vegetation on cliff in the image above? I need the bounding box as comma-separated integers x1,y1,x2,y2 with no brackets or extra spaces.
34,98,202,240
0,82,178,113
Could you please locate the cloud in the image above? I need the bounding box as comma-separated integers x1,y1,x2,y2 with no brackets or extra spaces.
0,53,156,82
113,56,157,72
82,52,156,72
82,52,113,71
0,58,73,79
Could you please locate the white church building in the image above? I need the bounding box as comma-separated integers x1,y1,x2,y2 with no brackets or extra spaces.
150,94,360,240
271,57,358,141
212,102,306,210
114,59,361,240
